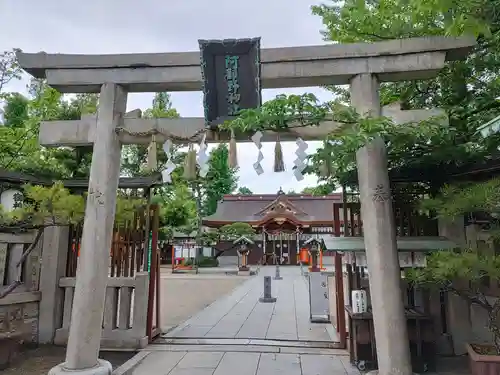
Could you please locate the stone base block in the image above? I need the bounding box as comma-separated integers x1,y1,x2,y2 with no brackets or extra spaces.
366,370,417,375
49,359,112,375
238,270,251,276
259,297,277,303
273,276,283,280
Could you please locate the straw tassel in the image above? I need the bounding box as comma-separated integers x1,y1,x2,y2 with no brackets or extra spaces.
146,134,158,171
274,135,285,172
228,129,238,168
183,144,197,180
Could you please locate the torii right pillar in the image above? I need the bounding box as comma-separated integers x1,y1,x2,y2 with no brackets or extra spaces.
350,73,412,375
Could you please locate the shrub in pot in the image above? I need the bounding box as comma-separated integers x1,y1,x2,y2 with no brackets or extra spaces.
407,179,500,375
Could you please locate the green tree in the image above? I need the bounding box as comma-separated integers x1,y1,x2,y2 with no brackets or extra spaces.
200,144,238,217
219,222,256,240
212,222,256,259
0,74,99,179
2,93,29,127
301,184,335,195
308,0,500,187
121,92,180,176
237,186,253,195
0,182,144,298
408,178,500,353
0,49,22,98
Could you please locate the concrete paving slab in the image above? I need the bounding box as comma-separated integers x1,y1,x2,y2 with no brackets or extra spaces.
130,351,186,374
168,368,216,375
300,354,348,375
213,352,260,375
176,352,224,368
124,267,359,375
163,267,337,343
256,353,302,375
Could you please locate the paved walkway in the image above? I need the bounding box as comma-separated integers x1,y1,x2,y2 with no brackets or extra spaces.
161,266,336,342
126,267,360,375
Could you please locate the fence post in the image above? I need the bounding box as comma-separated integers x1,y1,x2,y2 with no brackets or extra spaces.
38,226,69,344
132,272,150,338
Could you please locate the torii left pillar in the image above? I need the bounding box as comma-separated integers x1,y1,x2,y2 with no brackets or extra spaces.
49,83,127,375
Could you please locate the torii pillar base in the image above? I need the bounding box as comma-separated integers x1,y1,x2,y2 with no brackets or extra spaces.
49,360,112,375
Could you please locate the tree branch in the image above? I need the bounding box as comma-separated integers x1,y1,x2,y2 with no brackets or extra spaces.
448,285,493,311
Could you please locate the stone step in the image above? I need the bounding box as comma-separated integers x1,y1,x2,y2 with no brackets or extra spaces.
144,343,348,356
155,336,340,349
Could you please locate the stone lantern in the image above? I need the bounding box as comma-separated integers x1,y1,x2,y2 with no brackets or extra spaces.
307,238,322,272
233,236,254,273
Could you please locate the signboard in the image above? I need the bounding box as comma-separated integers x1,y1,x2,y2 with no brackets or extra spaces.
351,290,368,314
199,38,262,127
308,272,330,323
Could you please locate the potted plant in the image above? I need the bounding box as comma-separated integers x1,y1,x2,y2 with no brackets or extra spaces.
406,178,500,375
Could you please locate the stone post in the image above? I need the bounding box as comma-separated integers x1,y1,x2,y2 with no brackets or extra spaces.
259,276,277,303
49,83,127,375
38,226,69,344
350,74,412,375
274,264,282,280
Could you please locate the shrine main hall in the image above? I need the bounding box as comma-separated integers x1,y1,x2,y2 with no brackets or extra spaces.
203,189,341,266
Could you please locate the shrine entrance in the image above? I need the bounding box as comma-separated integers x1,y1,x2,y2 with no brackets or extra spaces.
262,225,301,266
15,35,475,375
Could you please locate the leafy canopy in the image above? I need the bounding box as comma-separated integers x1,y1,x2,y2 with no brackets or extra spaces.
407,179,500,351
307,0,500,187
0,182,145,232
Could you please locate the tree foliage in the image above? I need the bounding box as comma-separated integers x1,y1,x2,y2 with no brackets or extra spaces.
0,73,98,179
200,144,238,217
0,49,21,97
237,186,253,195
307,0,500,188
0,182,144,232
0,182,144,298
407,178,500,352
218,222,256,241
121,92,180,177
0,56,237,242
301,184,336,196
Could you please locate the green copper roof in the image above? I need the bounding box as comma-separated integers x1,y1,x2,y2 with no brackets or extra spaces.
318,236,456,252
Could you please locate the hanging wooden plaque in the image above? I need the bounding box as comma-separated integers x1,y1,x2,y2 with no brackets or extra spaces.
199,38,262,128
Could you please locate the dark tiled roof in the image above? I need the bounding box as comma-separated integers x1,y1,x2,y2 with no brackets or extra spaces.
0,169,162,189
203,193,342,225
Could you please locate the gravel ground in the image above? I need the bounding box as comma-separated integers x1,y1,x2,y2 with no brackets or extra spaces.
1,273,247,375
160,274,248,331
0,346,134,375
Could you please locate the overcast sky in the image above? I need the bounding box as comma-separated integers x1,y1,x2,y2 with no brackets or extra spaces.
0,0,336,194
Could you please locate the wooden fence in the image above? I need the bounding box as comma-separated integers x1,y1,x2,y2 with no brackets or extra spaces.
66,205,152,278
333,202,438,237
57,204,160,348
0,232,42,345
53,274,150,349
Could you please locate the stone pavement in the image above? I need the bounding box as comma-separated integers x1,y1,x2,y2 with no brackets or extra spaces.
161,266,336,342
123,267,360,375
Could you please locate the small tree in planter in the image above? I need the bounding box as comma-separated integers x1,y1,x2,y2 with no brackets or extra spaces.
406,177,500,374
0,182,144,298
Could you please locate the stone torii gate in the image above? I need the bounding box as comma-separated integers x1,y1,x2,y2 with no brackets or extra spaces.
16,36,474,375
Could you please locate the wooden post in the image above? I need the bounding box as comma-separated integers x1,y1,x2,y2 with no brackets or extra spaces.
335,251,347,348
